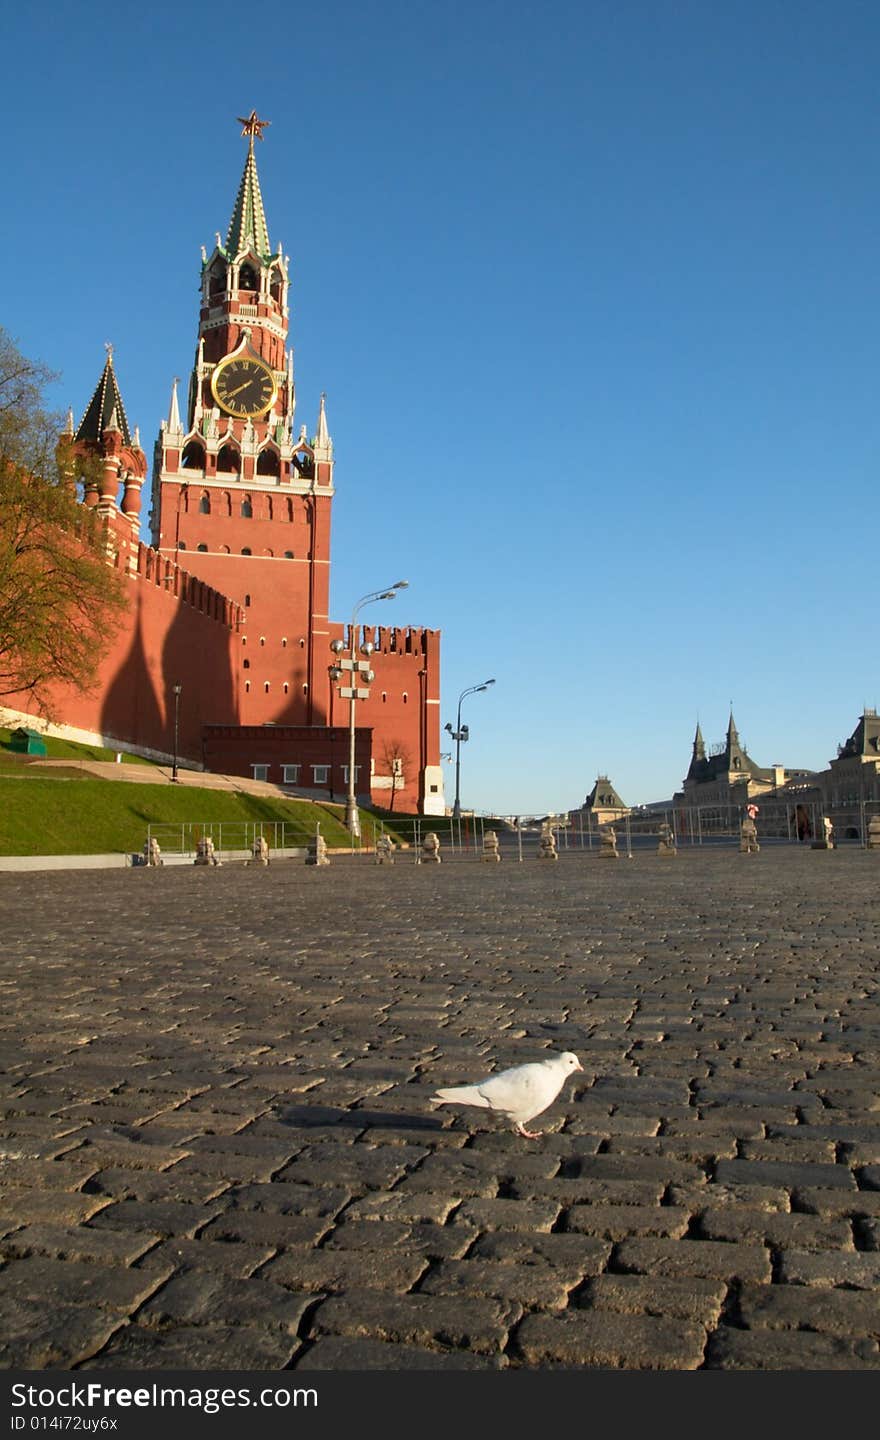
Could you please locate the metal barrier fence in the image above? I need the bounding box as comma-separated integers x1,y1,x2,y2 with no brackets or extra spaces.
145,819,317,861
145,800,879,864
561,798,880,853
368,814,491,862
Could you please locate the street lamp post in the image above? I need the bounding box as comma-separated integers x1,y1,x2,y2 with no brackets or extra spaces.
445,679,495,819
171,684,182,782
331,580,409,839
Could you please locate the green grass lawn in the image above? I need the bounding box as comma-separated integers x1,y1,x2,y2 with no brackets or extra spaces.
0,727,157,769
0,778,386,856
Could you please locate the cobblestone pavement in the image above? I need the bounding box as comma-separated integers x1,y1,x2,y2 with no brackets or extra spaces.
1,847,879,1371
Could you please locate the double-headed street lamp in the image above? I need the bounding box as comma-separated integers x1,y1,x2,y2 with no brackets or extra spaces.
446,678,495,819
330,580,409,839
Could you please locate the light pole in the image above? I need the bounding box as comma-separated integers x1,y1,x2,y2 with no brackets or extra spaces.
331,580,409,839
445,679,495,819
171,683,182,782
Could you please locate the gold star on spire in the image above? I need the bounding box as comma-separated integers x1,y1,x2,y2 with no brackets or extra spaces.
237,111,270,143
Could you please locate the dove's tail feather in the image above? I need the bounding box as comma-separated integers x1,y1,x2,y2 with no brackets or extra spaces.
432,1084,492,1109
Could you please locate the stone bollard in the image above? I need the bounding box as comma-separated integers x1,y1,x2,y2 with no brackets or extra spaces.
306,830,330,866
812,816,835,851
867,815,880,850
421,832,442,863
248,835,270,866
143,837,163,867
657,822,677,858
537,825,558,861
195,836,221,866
599,825,619,859
482,830,501,863
739,818,759,854
375,834,395,866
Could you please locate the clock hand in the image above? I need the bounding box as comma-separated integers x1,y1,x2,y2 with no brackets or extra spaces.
225,381,254,398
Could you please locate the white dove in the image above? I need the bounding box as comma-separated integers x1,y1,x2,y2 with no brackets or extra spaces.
432,1051,584,1138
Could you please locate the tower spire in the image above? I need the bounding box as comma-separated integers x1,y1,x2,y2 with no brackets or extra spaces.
167,377,181,432
226,112,272,258
75,349,132,447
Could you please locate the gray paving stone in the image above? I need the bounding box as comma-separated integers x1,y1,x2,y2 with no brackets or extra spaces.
79,1322,300,1369
137,1271,313,1332
198,1210,330,1247
87,1198,225,1238
0,1296,123,1368
469,1230,609,1280
566,1203,691,1240
615,1237,772,1282
419,1258,575,1307
778,1249,880,1288
0,1254,173,1310
0,1223,159,1265
310,1287,517,1353
738,1280,880,1337
324,1220,478,1260
139,1237,276,1278
707,1326,880,1370
514,1310,706,1369
259,1247,429,1294
714,1158,857,1190
342,1190,459,1224
578,1272,726,1324
698,1207,853,1250
452,1198,560,1232
294,1336,506,1368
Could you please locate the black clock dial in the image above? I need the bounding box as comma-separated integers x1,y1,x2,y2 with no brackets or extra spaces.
212,358,276,417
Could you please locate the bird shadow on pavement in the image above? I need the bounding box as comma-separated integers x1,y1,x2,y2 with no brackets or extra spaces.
272,1101,447,1132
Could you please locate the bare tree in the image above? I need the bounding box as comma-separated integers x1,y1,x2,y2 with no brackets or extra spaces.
0,328,127,705
380,738,413,813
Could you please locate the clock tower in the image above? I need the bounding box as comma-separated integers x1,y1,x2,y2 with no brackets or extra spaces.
151,112,334,726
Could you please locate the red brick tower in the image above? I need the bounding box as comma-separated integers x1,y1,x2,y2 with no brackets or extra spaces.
150,112,333,725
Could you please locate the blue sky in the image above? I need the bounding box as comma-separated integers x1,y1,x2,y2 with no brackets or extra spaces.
3,1,878,813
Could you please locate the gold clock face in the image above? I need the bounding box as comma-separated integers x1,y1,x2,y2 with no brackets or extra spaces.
211,356,278,418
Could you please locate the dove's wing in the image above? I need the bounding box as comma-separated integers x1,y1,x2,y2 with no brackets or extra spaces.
475,1061,552,1120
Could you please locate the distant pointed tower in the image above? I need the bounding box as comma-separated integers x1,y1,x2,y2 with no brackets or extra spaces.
71,346,147,538
685,721,706,782
151,112,334,724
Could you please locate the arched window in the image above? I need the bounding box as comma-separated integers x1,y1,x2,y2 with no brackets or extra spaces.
241,496,252,518
219,544,230,554
198,492,210,514
257,448,280,478
220,491,232,517
241,547,252,556
283,682,289,694
243,659,250,669
208,264,226,298
178,540,186,550
266,496,274,521
244,594,251,607
264,682,270,694
197,543,208,553
264,548,274,557
217,444,239,474
239,263,258,292
182,441,206,470
284,550,293,559
286,498,294,522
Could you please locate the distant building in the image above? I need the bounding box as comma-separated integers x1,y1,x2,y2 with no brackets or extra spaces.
569,774,630,830
677,711,808,811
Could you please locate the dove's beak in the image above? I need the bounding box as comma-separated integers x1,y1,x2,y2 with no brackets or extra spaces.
575,1061,584,1072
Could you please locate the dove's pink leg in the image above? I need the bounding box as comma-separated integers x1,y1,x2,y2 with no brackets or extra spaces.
515,1123,543,1139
